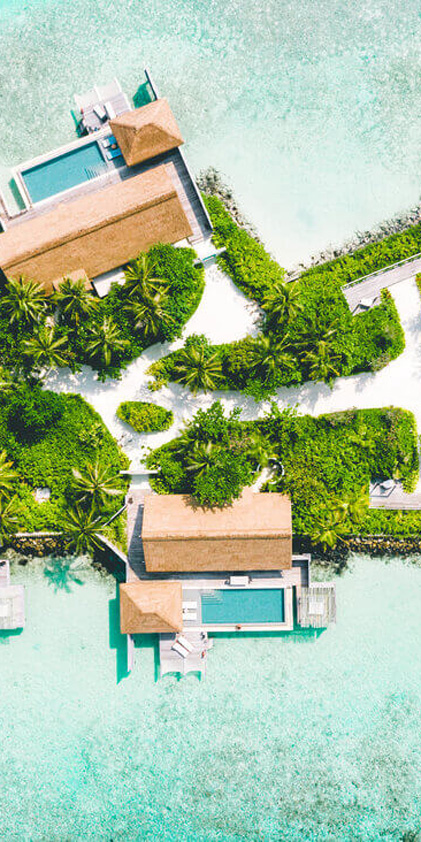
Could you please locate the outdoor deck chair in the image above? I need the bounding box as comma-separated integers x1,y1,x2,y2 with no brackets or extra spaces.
104,100,117,119
93,104,107,122
106,147,123,160
172,640,189,658
177,634,194,653
183,601,197,610
183,611,198,621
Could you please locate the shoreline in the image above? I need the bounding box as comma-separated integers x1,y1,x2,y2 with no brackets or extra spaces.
198,166,421,278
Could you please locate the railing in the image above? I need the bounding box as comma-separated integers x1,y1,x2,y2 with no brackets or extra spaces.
343,250,421,290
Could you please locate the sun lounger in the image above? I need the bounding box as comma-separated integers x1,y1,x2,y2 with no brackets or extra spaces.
380,479,395,491
93,104,107,122
177,634,194,653
172,640,189,658
228,575,249,587
0,603,9,619
183,611,197,621
104,100,117,119
106,147,123,160
101,135,117,149
183,601,197,610
359,297,375,310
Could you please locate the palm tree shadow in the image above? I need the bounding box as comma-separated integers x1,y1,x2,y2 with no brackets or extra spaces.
43,556,86,593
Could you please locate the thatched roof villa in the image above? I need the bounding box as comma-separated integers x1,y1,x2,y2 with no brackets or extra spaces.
121,489,336,679
0,75,212,293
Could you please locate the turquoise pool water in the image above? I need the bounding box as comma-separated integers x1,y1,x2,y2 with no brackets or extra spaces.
21,141,108,203
0,1,420,263
2,554,421,839
201,587,285,624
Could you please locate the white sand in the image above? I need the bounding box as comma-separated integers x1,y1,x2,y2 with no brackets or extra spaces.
45,268,421,485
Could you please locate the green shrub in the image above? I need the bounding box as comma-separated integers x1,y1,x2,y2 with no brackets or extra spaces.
147,401,418,533
150,199,405,397
7,386,64,441
0,387,128,531
117,401,173,433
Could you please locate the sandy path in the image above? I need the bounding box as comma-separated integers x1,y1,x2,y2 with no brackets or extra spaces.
45,266,421,481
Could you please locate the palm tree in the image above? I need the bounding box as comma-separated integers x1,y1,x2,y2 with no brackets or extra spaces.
0,366,14,392
85,317,128,368
334,487,368,524
304,342,340,383
125,291,173,340
173,346,223,394
185,441,220,476
54,277,98,327
61,506,105,555
263,281,303,328
21,324,69,374
0,451,18,498
2,276,47,327
0,495,18,548
71,463,121,508
250,333,295,384
310,510,348,551
124,254,168,299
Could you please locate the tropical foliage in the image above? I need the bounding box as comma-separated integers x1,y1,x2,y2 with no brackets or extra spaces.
147,401,419,542
117,401,173,433
0,385,128,534
149,199,405,396
0,245,204,382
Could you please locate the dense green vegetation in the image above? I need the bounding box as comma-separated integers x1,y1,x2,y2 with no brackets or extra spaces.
0,384,128,536
117,401,173,433
147,401,418,543
0,245,204,382
148,198,405,398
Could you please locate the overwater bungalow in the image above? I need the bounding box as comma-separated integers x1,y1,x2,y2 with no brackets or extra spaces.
123,489,336,678
0,69,213,296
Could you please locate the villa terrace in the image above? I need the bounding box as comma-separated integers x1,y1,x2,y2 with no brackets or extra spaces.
0,71,212,294
122,488,336,678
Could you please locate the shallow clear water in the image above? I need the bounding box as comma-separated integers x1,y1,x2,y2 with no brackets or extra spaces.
1,0,421,264
1,554,421,840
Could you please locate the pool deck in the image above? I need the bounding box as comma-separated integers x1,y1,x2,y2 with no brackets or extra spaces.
126,488,309,633
0,126,211,249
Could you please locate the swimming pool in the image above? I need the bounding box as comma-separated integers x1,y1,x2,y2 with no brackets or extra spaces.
201,588,285,625
20,141,108,204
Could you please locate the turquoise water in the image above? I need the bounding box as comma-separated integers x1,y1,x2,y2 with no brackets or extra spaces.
0,1,420,263
21,141,108,203
201,587,285,624
2,554,421,839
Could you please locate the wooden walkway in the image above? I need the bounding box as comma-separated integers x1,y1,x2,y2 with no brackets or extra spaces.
369,480,421,510
126,489,147,581
343,256,421,313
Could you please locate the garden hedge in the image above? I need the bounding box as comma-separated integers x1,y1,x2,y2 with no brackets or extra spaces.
117,401,173,433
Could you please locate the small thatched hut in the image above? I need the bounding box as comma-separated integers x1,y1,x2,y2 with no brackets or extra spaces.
110,98,184,166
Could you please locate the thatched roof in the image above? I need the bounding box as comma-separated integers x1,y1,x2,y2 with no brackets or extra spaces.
110,98,184,166
143,489,292,540
119,581,183,634
141,489,293,573
0,166,192,291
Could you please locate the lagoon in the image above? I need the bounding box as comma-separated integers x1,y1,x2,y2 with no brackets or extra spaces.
1,555,421,840
0,0,421,265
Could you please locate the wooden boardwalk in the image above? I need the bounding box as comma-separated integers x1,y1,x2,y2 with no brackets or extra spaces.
369,480,421,510
126,489,147,581
343,256,421,313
